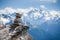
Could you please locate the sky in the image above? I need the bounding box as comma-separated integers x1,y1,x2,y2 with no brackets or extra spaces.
0,0,60,10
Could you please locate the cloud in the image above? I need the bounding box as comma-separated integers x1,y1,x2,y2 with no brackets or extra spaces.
33,12,42,20
0,7,16,14
0,7,60,21
0,7,60,19
50,10,58,17
4,7,16,14
57,11,60,18
44,16,51,20
0,7,60,29
0,10,6,14
0,17,10,25
40,5,46,9
16,8,29,14
40,0,57,3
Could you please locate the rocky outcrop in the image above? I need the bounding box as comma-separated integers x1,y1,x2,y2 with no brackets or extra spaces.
0,13,33,40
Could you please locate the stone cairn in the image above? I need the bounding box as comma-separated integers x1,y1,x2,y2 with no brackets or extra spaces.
10,13,32,40
0,13,33,40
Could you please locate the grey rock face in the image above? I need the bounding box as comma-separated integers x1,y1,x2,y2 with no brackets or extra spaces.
0,13,33,40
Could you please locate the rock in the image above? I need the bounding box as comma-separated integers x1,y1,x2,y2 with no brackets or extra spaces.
0,13,33,40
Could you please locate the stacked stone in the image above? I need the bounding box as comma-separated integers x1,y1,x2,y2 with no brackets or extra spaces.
14,13,21,24
10,13,32,40
10,13,22,30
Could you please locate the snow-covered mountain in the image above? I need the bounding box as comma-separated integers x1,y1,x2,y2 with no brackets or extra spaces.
0,7,60,26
